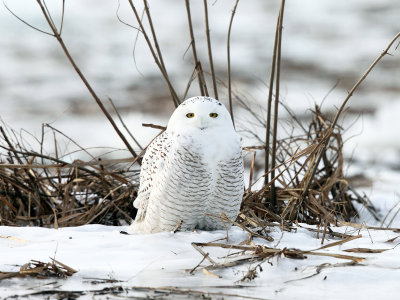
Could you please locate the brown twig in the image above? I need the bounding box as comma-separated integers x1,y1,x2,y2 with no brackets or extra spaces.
269,0,286,210
300,31,400,199
191,242,217,266
227,0,240,125
264,5,280,185
203,0,218,100
107,97,143,150
185,0,206,96
127,0,180,107
31,0,139,160
142,123,167,130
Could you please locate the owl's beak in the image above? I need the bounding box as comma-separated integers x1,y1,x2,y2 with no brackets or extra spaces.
198,117,207,131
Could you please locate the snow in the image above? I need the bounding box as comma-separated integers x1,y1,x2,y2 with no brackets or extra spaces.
1,0,400,158
1,0,400,298
1,216,400,299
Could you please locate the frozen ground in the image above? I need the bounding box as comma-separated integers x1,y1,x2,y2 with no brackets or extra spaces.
1,213,400,299
1,1,400,299
1,167,399,299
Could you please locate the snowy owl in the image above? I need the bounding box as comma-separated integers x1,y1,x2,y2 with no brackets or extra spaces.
128,96,244,234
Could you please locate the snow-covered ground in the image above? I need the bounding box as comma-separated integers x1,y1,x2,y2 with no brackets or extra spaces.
1,223,400,299
1,1,400,299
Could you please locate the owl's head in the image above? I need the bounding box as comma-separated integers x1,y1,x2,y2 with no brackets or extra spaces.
167,96,234,134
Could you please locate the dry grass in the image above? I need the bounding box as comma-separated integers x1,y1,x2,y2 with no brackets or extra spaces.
241,104,370,227
0,124,138,227
0,108,370,230
0,258,77,280
2,3,400,298
2,1,399,231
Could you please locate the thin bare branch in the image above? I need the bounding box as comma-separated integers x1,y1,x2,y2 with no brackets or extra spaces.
185,0,206,96
264,15,279,185
59,0,65,35
270,0,286,209
128,0,180,107
44,124,96,160
3,0,53,36
301,31,400,199
203,0,218,99
143,1,167,73
116,0,142,32
197,61,210,96
42,0,56,30
143,0,179,106
331,32,400,128
116,1,145,77
182,65,199,101
107,97,143,150
227,0,240,126
34,0,139,160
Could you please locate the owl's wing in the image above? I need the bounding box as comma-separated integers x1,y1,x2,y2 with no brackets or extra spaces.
133,131,171,221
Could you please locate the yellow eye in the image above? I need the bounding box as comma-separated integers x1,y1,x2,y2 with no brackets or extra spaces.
209,113,218,118
186,113,195,118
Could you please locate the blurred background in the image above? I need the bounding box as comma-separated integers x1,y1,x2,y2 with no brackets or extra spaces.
0,0,399,170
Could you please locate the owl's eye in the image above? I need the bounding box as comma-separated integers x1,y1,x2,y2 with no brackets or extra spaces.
209,113,218,118
186,113,195,118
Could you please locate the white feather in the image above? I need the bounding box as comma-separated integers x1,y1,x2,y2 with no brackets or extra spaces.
128,96,244,234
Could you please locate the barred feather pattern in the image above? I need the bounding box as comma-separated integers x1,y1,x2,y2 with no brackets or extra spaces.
129,132,243,233
128,96,244,234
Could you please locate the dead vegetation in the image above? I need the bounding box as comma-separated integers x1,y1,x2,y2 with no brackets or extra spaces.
186,213,399,282
0,124,139,227
0,258,76,280
1,1,400,293
1,0,399,236
0,107,374,229
1,0,394,230
241,104,379,228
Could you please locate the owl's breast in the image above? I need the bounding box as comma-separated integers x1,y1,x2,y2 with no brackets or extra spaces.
141,129,243,232
172,128,241,167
